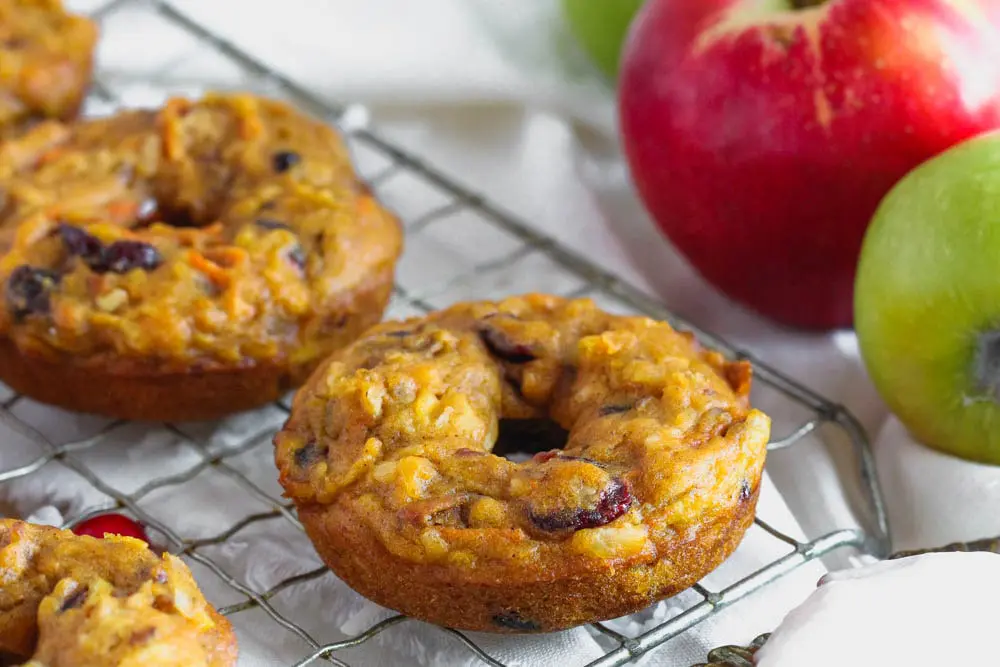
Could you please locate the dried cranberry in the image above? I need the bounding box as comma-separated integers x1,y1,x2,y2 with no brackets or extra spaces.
59,586,88,612
255,218,292,231
492,611,540,631
6,265,60,318
529,477,633,532
58,224,105,267
272,150,301,173
293,441,325,467
102,240,163,274
73,513,149,543
288,244,307,270
479,327,535,363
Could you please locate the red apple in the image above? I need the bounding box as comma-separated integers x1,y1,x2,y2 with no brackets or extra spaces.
619,0,1000,330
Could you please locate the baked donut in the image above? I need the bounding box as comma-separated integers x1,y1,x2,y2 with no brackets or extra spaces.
0,93,402,421
275,294,770,632
0,0,97,136
0,519,237,666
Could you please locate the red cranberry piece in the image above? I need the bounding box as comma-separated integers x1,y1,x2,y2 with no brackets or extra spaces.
6,265,60,318
479,326,535,364
293,441,326,467
102,240,163,274
272,150,301,173
529,477,634,532
73,513,150,543
58,224,105,267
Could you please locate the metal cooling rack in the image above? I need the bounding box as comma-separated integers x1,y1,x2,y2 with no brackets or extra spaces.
0,0,892,665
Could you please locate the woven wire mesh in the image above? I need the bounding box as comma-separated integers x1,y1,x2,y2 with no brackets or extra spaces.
0,1,892,665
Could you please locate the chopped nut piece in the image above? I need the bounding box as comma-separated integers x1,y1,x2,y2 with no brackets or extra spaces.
419,528,449,558
570,523,649,559
468,497,507,528
396,456,437,500
95,288,128,312
373,461,398,483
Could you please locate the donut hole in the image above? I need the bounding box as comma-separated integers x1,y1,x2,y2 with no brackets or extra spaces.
492,418,569,462
132,199,208,230
149,203,204,229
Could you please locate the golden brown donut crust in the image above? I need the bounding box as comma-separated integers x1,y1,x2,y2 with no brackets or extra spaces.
275,294,770,632
0,0,97,137
0,520,237,666
0,94,402,421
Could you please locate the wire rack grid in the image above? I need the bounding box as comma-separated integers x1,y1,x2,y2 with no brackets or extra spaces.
0,1,890,665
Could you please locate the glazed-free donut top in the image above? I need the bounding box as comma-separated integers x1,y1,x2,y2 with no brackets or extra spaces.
0,94,402,372
0,520,236,666
276,295,770,571
0,0,97,135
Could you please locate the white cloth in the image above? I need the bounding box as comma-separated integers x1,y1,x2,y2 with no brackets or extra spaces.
755,552,1000,666
4,0,998,664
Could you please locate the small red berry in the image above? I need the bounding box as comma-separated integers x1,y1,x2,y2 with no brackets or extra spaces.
73,513,150,543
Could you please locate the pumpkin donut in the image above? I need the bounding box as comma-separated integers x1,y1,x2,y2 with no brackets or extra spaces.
0,520,237,666
0,0,97,137
0,93,402,421
275,294,770,632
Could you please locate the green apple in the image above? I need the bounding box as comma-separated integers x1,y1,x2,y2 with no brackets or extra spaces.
562,0,644,79
855,131,1000,465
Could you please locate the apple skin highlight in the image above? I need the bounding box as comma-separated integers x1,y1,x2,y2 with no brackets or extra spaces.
619,0,1000,330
